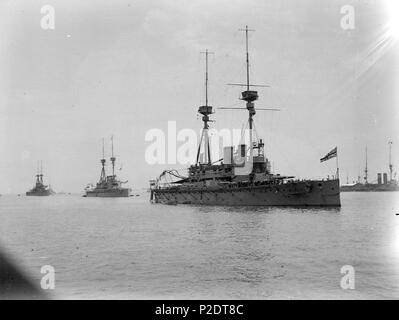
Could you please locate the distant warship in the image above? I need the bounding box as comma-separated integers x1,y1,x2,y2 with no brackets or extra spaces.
150,26,341,206
85,137,131,197
26,161,55,196
341,142,399,192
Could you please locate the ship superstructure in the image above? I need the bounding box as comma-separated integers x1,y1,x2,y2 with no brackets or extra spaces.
150,27,341,206
26,161,55,196
85,137,131,197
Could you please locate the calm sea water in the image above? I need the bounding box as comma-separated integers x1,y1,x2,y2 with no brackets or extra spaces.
0,192,399,299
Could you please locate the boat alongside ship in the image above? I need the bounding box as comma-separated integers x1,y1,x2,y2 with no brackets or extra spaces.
150,26,341,207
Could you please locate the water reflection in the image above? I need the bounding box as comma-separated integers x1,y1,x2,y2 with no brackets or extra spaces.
193,204,341,215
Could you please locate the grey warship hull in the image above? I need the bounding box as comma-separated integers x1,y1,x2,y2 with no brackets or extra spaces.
85,188,130,197
26,190,52,196
152,179,340,206
341,183,399,192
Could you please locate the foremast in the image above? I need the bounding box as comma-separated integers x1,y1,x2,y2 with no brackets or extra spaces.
389,140,393,182
36,160,45,186
100,138,107,184
196,49,214,166
364,146,368,184
111,135,116,178
35,161,41,185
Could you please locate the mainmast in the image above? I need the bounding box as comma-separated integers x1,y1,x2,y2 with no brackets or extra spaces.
205,49,210,107
239,25,257,162
36,161,40,184
389,140,393,182
111,135,116,177
196,49,214,166
364,146,368,184
100,138,106,183
220,26,279,175
39,160,43,184
244,26,251,91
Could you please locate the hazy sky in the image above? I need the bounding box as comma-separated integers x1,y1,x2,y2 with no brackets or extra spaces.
0,0,398,193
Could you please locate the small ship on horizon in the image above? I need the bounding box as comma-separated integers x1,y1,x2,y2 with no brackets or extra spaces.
84,137,131,197
341,142,399,192
150,26,341,207
26,161,55,196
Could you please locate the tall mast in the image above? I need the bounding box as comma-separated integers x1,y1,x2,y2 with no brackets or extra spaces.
389,140,393,182
239,25,256,93
245,26,250,91
364,146,368,184
196,49,214,166
110,135,116,177
205,49,209,106
239,26,257,161
40,160,43,184
36,161,40,184
100,138,106,183
220,26,279,176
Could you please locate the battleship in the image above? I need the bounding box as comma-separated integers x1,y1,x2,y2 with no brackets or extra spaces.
85,137,131,197
341,143,399,192
150,26,341,207
26,161,55,196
